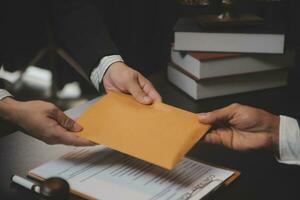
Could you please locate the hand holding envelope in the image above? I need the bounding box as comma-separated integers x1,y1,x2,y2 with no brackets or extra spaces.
76,92,210,169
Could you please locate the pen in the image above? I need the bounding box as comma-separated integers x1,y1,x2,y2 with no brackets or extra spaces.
11,175,70,199
11,175,41,193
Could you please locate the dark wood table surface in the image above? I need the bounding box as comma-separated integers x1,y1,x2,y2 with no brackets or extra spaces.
1,71,300,199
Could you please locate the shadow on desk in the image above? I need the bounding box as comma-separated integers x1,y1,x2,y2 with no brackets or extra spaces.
0,120,18,138
189,142,300,200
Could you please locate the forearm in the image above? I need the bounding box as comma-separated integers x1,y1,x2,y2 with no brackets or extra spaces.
0,97,19,122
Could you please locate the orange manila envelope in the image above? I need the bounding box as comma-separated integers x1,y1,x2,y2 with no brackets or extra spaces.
76,92,210,169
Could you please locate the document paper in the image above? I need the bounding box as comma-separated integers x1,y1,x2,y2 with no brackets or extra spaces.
29,146,234,200
76,92,210,169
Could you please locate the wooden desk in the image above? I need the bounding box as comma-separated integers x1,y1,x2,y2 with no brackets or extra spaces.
1,71,300,199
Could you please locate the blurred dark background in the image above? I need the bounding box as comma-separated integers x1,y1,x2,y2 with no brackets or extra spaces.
1,0,299,135
1,0,297,86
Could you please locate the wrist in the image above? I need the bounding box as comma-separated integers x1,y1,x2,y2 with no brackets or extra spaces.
103,62,128,82
0,97,21,122
269,115,280,153
105,62,126,75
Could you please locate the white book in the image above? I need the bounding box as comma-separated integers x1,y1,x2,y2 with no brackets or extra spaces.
167,63,287,100
171,49,294,80
174,18,285,54
29,146,238,200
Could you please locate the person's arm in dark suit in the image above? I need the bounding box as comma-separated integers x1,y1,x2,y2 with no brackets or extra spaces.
51,0,119,76
51,0,161,104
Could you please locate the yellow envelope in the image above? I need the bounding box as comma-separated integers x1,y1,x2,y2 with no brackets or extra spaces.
76,92,210,169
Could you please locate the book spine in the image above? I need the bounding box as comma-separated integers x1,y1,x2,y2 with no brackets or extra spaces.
171,49,201,79
167,64,199,100
167,64,287,100
171,50,294,80
174,32,285,54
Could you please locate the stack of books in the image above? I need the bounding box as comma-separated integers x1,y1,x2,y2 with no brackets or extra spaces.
168,18,294,100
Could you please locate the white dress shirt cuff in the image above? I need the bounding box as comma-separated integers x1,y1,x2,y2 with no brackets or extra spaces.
0,89,13,101
277,115,300,165
90,55,124,91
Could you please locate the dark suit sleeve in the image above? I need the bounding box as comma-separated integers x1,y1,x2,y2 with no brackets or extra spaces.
0,79,4,89
51,0,120,77
296,119,300,127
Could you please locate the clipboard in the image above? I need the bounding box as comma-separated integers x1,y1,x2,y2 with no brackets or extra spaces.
28,146,240,200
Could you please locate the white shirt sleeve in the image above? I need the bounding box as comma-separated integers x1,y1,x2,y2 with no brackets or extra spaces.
0,89,13,101
90,55,124,91
277,115,300,165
